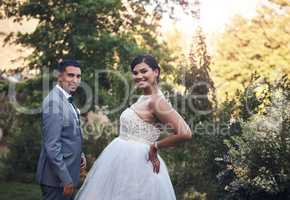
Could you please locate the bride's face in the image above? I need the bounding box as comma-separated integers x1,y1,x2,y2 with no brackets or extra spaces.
132,62,159,89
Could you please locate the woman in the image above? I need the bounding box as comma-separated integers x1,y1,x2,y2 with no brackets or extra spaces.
75,54,192,200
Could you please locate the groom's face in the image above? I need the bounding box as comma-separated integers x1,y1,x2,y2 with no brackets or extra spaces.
58,66,81,94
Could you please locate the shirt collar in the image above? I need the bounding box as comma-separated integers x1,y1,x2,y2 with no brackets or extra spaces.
56,84,71,99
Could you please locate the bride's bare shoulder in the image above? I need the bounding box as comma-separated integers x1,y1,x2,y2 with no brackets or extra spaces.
149,94,172,113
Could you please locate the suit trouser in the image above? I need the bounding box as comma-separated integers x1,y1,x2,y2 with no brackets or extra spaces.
40,184,74,200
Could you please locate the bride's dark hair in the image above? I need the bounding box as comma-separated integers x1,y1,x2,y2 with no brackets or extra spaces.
130,54,160,82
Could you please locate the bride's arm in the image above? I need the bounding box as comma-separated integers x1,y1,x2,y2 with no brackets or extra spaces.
150,95,192,149
147,95,192,173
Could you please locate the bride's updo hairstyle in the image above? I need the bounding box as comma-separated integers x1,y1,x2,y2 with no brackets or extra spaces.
130,54,161,83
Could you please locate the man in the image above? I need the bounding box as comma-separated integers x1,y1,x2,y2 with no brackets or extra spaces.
36,59,86,200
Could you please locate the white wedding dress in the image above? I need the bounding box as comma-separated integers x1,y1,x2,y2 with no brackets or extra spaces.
75,95,176,200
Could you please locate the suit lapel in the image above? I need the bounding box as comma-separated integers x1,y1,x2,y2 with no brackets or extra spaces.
53,86,79,124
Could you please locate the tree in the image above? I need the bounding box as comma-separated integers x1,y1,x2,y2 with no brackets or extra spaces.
160,1,225,199
218,75,290,199
211,0,290,102
0,0,178,116
186,26,216,117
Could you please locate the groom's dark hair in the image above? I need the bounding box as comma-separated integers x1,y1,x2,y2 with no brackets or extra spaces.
58,59,81,72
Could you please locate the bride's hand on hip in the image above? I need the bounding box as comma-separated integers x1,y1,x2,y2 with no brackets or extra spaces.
148,144,160,173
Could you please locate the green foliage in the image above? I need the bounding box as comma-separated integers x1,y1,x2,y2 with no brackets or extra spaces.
0,78,44,182
1,1,289,200
0,114,41,182
0,80,13,139
183,190,207,200
0,0,177,114
218,75,290,199
0,0,172,73
159,23,224,200
0,77,45,139
211,0,290,102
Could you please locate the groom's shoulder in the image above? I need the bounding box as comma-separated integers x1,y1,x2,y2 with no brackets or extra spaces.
42,87,61,106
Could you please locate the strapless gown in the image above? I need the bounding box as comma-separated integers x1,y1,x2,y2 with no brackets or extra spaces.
74,104,176,200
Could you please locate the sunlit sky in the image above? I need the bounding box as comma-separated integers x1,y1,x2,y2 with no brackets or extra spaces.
161,0,261,35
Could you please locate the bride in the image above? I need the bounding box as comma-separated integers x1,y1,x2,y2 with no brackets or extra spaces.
75,54,192,200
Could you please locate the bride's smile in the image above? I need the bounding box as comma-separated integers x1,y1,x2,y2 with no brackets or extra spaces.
75,54,192,200
132,62,159,91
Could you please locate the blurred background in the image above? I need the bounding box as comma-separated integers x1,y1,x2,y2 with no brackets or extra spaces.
0,0,289,199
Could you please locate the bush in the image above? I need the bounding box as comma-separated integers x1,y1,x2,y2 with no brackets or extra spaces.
0,115,41,182
218,75,290,199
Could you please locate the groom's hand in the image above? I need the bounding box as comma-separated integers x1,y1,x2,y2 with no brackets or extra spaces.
80,155,87,171
80,154,87,178
63,183,74,197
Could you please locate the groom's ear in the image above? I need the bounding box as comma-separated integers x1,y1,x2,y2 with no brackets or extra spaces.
56,70,64,83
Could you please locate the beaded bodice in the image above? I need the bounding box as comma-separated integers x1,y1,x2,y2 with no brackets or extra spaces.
119,105,161,144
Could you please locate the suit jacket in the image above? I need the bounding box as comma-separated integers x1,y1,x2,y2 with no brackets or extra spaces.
36,86,83,187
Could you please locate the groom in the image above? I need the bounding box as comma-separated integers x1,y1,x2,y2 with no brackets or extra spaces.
36,59,86,200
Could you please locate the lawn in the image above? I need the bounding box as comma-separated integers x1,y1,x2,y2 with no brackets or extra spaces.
0,145,41,199
0,182,41,200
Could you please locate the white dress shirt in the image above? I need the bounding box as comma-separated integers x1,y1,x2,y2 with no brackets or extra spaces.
56,84,79,120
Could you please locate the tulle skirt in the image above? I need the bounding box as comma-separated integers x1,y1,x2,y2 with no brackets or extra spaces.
74,137,176,200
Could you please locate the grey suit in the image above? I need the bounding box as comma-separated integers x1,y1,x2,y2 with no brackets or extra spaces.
36,86,83,200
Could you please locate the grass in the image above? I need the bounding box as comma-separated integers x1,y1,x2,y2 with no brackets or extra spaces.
0,182,41,200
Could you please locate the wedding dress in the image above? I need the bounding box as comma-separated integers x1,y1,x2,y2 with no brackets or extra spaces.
74,95,176,200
